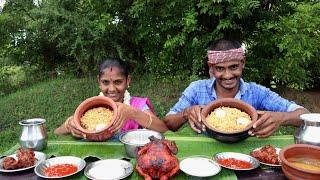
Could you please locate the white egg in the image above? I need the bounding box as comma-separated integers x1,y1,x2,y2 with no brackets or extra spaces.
95,124,107,131
214,108,226,118
236,117,251,125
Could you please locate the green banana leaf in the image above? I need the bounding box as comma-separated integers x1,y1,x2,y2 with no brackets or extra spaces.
3,125,294,180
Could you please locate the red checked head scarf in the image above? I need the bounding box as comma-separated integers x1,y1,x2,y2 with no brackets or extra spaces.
207,47,245,64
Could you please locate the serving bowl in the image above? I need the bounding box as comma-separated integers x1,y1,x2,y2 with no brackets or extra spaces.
201,98,258,143
73,96,119,141
119,129,164,158
279,144,320,180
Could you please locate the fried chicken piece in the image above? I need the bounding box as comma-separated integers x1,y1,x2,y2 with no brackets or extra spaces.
16,148,35,168
2,148,36,170
2,157,19,170
251,145,280,165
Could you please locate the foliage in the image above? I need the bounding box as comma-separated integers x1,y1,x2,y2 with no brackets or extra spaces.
245,2,320,89
0,0,319,92
274,3,320,89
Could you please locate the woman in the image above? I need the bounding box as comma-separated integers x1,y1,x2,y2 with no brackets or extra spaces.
55,58,168,140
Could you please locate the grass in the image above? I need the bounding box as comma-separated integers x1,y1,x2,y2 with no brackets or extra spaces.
1,75,316,153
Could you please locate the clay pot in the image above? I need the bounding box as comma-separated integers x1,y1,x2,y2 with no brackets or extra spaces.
201,98,258,143
73,96,118,141
279,144,320,180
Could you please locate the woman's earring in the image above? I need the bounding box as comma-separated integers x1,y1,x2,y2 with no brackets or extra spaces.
127,85,130,88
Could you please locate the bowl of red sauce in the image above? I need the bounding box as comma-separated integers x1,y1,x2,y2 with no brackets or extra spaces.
214,152,259,170
34,156,86,178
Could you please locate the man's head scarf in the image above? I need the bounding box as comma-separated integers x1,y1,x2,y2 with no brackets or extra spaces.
207,47,245,64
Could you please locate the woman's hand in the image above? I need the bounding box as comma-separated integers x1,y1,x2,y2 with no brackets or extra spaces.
110,102,134,132
183,105,206,133
65,116,86,139
249,111,283,138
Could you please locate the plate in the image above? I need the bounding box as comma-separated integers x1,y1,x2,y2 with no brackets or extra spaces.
180,156,221,177
251,146,281,167
34,156,86,178
214,152,260,170
84,159,133,180
0,151,46,172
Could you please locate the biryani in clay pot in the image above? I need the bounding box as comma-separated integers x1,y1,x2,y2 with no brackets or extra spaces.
201,98,258,143
72,96,119,141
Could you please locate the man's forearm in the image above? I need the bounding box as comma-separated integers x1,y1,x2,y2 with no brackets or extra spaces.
164,112,187,131
281,108,310,126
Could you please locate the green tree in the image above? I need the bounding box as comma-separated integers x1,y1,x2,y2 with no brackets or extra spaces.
0,0,319,93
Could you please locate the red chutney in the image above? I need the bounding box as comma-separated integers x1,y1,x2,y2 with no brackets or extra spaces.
44,164,78,177
218,158,252,169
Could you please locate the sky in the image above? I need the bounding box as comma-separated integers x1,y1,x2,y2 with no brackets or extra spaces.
0,0,5,8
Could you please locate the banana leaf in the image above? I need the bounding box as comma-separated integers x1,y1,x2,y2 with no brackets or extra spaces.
2,126,294,180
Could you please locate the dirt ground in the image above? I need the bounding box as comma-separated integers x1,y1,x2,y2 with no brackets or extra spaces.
279,88,320,113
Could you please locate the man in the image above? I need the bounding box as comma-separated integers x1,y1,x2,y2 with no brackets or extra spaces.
164,39,309,137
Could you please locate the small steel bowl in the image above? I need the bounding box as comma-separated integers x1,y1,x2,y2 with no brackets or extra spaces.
119,129,164,158
34,156,86,179
214,152,260,170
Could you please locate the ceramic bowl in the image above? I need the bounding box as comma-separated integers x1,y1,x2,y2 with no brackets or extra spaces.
201,98,258,143
73,96,118,141
279,144,320,180
119,129,164,158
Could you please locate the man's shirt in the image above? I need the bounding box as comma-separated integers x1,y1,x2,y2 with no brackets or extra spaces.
167,79,302,115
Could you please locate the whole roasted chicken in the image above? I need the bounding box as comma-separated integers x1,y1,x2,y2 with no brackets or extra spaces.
136,136,179,180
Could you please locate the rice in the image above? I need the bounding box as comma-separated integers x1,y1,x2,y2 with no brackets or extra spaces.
206,107,251,132
80,107,114,131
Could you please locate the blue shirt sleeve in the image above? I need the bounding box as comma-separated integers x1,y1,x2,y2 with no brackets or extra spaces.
167,82,198,115
247,83,297,112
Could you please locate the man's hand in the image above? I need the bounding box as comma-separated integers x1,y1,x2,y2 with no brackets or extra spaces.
249,111,283,137
183,105,206,133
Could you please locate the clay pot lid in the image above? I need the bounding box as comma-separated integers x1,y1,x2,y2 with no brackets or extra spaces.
73,96,118,134
201,98,258,134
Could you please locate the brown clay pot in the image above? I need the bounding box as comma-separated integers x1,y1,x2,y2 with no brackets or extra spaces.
201,98,258,143
73,96,119,141
279,144,320,180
